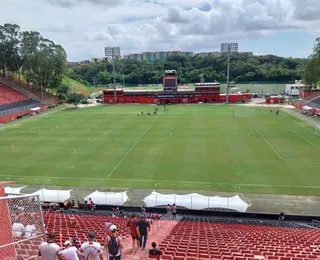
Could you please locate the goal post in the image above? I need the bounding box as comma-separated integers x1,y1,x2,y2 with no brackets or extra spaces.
235,108,256,117
315,125,320,136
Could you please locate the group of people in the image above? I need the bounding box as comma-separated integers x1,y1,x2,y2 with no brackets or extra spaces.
166,203,177,219
38,213,159,260
12,219,37,238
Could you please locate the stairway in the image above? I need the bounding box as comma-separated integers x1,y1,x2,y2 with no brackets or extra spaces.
111,218,181,260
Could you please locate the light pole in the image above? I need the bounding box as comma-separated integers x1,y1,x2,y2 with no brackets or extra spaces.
112,59,117,104
226,43,231,104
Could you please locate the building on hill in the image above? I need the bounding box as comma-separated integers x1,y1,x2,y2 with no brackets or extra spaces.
221,42,239,53
104,46,121,59
124,51,194,61
196,52,220,57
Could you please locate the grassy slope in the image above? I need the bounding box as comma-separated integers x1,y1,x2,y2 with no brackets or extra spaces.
63,77,105,96
1,105,320,195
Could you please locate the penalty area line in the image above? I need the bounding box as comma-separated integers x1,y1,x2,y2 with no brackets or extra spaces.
105,117,159,180
291,129,316,147
249,122,284,160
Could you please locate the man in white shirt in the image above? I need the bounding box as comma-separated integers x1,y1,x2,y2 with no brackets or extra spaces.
61,240,80,260
24,224,36,238
12,221,25,237
38,232,63,260
79,232,103,260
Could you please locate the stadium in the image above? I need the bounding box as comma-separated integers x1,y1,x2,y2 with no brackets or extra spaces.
1,14,320,260
1,67,320,259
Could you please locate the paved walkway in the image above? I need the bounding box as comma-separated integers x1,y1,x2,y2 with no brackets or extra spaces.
118,218,179,260
283,107,320,127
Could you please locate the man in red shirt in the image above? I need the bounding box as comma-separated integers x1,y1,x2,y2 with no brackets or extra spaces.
127,214,140,252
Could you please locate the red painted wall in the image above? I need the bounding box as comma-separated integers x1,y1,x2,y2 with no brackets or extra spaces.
266,97,280,104
104,92,250,105
300,90,320,99
0,105,49,123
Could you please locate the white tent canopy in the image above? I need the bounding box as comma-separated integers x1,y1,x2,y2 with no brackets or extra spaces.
31,188,72,203
84,191,129,205
143,191,249,212
4,186,27,194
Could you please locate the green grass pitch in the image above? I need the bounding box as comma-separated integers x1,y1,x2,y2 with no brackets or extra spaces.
1,105,320,195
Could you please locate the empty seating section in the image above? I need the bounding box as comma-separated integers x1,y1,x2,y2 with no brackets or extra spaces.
159,217,320,260
0,83,30,106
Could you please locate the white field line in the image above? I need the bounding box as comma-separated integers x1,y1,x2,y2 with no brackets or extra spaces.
40,179,51,188
291,129,316,147
0,128,55,151
238,186,244,198
249,122,284,160
115,130,172,143
0,174,105,181
105,117,159,180
296,122,317,134
113,132,130,143
1,174,320,189
247,132,257,140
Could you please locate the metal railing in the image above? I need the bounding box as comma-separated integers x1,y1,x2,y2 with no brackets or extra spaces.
0,104,40,117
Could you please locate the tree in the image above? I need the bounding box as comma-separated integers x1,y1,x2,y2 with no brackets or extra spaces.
304,38,320,90
70,53,307,85
67,93,85,108
0,23,67,97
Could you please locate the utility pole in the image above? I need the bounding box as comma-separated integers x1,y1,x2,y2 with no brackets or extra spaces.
92,77,98,88
226,43,231,104
122,74,125,86
200,74,205,83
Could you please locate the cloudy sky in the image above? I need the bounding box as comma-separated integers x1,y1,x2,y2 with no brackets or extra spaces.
1,0,319,61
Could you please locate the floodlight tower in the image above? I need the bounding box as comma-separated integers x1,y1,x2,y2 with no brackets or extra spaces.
112,60,117,104
226,43,231,104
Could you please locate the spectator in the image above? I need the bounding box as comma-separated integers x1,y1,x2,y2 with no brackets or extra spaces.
171,204,177,219
166,204,171,218
149,242,161,259
127,214,140,252
79,232,103,260
24,222,36,238
141,206,146,216
12,219,25,237
38,232,63,260
105,225,123,260
116,207,120,216
138,214,150,250
61,240,80,260
77,201,81,209
71,200,75,208
89,198,94,211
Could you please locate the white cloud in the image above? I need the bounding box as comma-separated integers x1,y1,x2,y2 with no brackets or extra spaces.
0,0,319,60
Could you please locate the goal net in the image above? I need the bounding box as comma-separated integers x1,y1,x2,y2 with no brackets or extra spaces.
315,125,320,136
235,108,256,117
0,123,4,132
